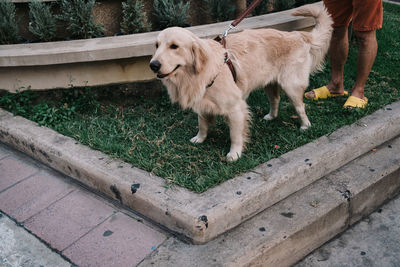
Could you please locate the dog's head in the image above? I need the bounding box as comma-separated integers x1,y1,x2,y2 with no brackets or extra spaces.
149,27,208,79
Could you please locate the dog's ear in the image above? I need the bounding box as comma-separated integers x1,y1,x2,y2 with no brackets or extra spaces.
192,41,208,74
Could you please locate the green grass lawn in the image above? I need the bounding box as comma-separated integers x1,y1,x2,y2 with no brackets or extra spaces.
1,2,399,192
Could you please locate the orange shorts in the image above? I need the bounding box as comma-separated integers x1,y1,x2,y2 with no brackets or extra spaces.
323,0,383,31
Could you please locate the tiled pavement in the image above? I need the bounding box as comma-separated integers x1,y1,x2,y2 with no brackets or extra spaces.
2,138,399,267
0,142,167,267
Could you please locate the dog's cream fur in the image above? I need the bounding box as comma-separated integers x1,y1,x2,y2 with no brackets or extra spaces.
150,4,333,161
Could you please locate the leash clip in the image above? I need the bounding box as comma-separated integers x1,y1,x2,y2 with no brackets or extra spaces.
223,24,235,38
224,53,230,63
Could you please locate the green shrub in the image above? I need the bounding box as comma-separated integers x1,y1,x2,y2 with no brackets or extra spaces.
0,90,35,117
121,0,151,34
273,0,296,12
29,0,57,42
205,0,235,22
57,0,103,39
30,102,76,127
153,0,190,30
0,88,100,129
0,0,19,44
248,0,270,16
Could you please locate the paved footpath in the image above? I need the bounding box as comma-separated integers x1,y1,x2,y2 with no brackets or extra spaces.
0,142,167,267
297,193,400,267
1,140,400,267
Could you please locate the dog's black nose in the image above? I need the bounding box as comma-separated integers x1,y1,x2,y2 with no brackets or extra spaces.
149,60,161,72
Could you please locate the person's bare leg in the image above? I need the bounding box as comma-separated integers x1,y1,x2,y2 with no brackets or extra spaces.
305,26,348,98
351,30,378,100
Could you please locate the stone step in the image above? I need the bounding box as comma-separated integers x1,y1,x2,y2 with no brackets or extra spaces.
0,102,400,244
139,134,400,266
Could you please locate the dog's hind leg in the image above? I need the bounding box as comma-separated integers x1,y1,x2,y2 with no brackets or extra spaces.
226,101,250,162
263,83,281,121
284,86,311,130
190,113,214,143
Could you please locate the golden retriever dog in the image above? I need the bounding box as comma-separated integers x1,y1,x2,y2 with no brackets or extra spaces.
149,4,333,161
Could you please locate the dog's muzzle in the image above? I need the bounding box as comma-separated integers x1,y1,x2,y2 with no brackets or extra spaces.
149,60,180,79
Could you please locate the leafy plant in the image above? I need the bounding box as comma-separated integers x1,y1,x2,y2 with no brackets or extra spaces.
153,0,190,30
0,87,99,129
0,90,36,117
0,0,19,44
273,0,295,12
30,102,76,127
248,0,270,16
204,0,236,22
28,0,57,42
57,0,103,39
120,0,151,34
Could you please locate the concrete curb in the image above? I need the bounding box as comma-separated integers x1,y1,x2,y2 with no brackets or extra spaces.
138,135,400,266
384,0,400,5
0,3,319,91
1,102,399,244
0,6,317,67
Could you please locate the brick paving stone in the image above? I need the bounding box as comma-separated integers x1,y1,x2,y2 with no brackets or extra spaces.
0,157,38,192
0,171,76,222
63,212,166,267
24,190,115,251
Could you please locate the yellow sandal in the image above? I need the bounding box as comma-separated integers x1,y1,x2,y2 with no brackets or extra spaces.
343,96,368,109
305,86,349,100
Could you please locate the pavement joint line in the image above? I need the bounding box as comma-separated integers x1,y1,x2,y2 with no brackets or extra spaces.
60,210,119,253
0,210,77,266
1,143,170,266
7,143,172,237
1,101,400,244
18,188,78,225
0,166,40,195
41,165,171,234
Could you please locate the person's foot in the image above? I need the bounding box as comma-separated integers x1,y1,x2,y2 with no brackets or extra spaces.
349,89,365,100
344,85,366,109
305,84,346,99
343,95,368,109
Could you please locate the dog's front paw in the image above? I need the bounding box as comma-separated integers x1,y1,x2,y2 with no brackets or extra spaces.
300,121,311,131
226,151,241,162
263,113,276,121
190,135,206,144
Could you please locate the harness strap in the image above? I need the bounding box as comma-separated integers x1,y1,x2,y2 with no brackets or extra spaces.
213,36,237,83
213,0,263,83
224,52,237,83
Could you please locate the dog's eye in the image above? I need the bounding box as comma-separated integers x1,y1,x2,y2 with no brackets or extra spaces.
170,44,179,49
155,43,159,49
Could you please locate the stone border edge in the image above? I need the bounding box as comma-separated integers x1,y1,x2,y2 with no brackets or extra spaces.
0,3,320,67
138,133,400,266
1,102,399,244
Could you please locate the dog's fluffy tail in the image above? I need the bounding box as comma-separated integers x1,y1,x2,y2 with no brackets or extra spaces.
292,3,333,73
